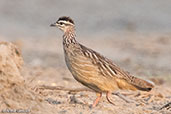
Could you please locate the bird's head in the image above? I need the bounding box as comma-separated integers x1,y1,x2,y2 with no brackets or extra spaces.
50,16,75,32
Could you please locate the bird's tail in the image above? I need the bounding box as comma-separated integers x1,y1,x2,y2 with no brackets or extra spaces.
116,76,155,92
131,77,155,91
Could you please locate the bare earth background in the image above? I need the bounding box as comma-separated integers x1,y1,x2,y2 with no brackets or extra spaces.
0,0,171,114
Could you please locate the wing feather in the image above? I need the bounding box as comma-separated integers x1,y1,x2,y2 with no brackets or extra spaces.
79,44,154,91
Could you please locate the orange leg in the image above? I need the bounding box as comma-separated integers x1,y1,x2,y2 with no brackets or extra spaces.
106,92,115,105
92,93,102,107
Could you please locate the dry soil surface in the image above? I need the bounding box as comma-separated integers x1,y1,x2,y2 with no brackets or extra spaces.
0,33,171,114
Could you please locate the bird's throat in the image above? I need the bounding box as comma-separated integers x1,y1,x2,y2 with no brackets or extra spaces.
63,29,77,46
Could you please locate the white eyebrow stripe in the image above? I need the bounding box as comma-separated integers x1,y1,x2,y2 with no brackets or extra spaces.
58,20,74,25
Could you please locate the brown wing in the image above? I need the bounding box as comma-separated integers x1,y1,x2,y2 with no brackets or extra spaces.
80,44,154,91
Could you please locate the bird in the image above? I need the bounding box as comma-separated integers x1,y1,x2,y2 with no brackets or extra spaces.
50,16,154,107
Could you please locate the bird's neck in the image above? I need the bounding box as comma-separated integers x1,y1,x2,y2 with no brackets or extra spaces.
63,27,77,45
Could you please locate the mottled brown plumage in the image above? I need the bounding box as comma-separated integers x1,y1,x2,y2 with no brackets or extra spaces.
50,16,154,107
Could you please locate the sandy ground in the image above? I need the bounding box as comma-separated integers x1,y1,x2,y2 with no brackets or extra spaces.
0,33,171,114
0,1,171,114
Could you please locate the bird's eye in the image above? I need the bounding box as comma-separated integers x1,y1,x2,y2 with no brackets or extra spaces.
59,22,64,25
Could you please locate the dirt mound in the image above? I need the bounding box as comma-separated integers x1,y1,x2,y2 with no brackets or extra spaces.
0,42,56,114
0,42,24,88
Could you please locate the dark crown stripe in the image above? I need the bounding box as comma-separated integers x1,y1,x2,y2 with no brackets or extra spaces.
58,16,74,24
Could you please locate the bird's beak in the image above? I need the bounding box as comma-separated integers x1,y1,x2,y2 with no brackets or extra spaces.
50,23,57,27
